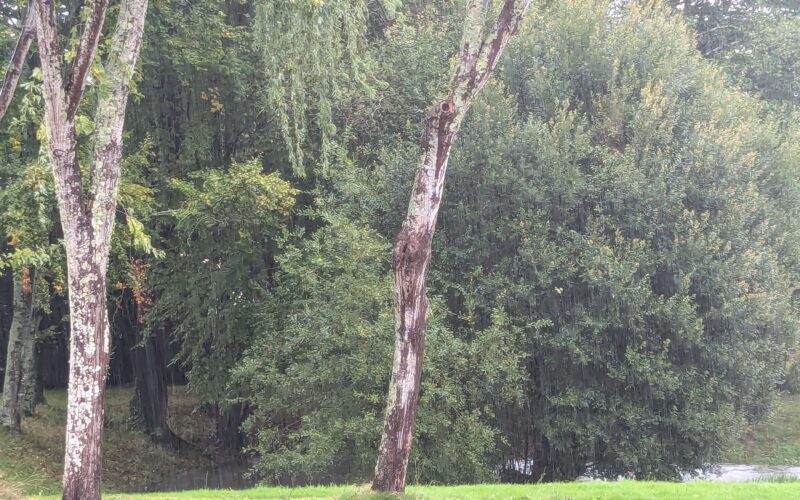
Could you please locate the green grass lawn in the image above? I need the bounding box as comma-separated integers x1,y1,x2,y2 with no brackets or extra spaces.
99,482,800,499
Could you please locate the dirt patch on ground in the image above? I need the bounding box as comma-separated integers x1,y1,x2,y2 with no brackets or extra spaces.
0,472,21,499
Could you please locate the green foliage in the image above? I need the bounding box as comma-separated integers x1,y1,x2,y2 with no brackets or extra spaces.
4,0,798,487
133,0,800,484
150,160,297,402
671,0,800,107
0,153,64,310
234,208,524,484
724,395,800,466
415,0,800,479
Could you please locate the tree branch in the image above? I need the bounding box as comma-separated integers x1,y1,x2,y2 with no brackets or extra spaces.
453,0,532,106
33,0,88,225
0,8,36,121
66,0,109,119
88,0,149,251
32,0,66,106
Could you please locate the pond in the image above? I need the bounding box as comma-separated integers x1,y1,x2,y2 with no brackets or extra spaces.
132,461,800,493
132,463,256,493
689,464,800,482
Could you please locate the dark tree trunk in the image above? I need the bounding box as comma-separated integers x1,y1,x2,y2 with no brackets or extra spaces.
216,403,246,451
39,293,69,390
130,325,179,448
372,0,532,492
0,265,13,389
115,263,180,447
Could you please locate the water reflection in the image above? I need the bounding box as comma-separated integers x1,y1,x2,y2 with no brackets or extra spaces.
133,463,255,493
690,464,800,482
134,461,800,493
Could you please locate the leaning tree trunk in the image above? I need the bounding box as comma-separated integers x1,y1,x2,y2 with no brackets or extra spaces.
0,271,41,430
372,0,532,492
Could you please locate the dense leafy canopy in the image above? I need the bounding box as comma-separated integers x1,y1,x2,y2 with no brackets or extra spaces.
1,0,799,487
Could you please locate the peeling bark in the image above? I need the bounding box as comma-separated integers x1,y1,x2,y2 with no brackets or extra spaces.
61,253,110,499
372,0,532,492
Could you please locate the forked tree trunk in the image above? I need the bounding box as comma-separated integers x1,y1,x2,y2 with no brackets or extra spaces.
0,271,41,430
16,0,148,497
372,0,532,492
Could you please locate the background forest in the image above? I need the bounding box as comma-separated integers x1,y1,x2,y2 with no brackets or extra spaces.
2,0,800,488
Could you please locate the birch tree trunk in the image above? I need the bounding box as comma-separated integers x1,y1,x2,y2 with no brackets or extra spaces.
0,0,149,497
372,0,532,492
0,271,41,430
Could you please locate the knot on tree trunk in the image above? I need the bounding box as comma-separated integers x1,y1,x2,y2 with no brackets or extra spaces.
392,227,431,277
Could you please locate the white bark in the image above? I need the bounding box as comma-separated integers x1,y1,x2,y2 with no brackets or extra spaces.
23,0,149,497
372,0,532,492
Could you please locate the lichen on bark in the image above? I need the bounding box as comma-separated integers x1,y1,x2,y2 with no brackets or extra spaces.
372,0,532,492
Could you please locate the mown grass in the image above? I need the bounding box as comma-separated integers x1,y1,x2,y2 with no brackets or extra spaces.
99,481,800,499
724,394,800,465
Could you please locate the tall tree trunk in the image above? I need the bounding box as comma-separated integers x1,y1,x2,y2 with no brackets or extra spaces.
372,0,532,492
61,244,111,498
0,265,12,389
18,280,42,416
21,0,149,497
0,271,41,430
130,325,179,448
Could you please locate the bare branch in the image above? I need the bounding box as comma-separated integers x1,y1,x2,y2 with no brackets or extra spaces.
66,0,109,119
479,0,531,79
453,0,532,105
0,8,36,121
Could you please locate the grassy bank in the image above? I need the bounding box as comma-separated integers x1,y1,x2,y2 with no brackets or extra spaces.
3,391,800,498
0,386,215,498
103,482,800,499
723,394,800,465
